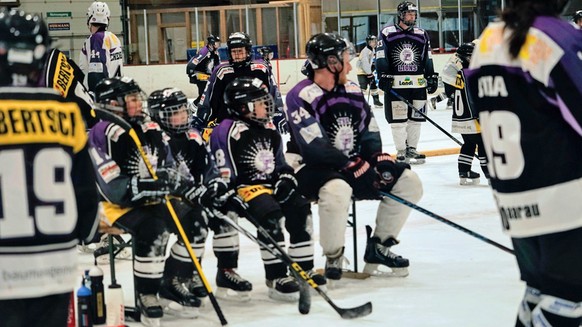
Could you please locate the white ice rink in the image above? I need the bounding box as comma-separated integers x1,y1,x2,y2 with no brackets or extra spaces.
77,100,524,327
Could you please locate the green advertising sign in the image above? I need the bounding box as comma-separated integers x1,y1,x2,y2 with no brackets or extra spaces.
47,12,72,18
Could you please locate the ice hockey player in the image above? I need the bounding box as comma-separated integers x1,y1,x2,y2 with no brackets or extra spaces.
573,9,582,28
466,0,582,326
376,1,439,164
209,77,326,301
0,9,100,327
88,77,202,325
148,87,253,301
356,35,383,108
258,46,274,70
284,33,423,280
79,1,123,93
429,42,473,111
194,32,286,137
442,42,489,185
186,34,221,108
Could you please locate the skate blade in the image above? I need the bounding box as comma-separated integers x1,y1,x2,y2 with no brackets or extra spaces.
459,178,480,186
267,288,300,302
159,299,199,319
140,316,162,327
363,263,409,278
215,287,251,302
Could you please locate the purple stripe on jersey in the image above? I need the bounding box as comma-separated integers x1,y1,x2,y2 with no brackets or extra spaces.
385,32,426,44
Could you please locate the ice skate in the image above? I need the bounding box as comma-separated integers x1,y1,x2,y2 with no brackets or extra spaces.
266,276,300,302
137,293,163,327
93,234,132,264
396,150,407,163
215,268,252,302
324,247,347,280
372,94,383,108
363,226,409,277
406,147,426,164
184,270,208,298
159,276,201,319
459,170,480,185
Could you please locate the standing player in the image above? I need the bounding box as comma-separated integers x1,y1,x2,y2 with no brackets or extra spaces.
376,1,439,164
89,77,201,325
210,77,326,301
0,9,100,327
356,35,383,108
466,0,582,326
194,32,284,136
79,1,123,93
148,87,253,301
443,42,489,185
284,33,423,280
186,35,221,108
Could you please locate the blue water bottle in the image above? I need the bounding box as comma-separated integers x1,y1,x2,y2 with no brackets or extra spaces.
77,279,93,327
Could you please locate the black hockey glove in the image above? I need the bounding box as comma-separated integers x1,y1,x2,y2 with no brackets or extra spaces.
273,111,288,134
215,191,249,218
369,153,406,192
378,74,394,92
129,168,178,203
183,178,229,209
426,73,439,94
341,156,381,200
273,173,298,204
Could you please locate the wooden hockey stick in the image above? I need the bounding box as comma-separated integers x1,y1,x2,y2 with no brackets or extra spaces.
379,190,515,255
93,108,228,326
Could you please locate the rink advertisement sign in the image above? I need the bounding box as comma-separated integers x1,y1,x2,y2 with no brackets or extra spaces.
47,12,72,18
48,22,70,31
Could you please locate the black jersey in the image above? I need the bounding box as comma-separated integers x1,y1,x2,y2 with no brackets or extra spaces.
449,70,479,134
209,118,291,192
466,18,582,237
284,79,382,169
89,119,174,223
168,128,220,185
0,87,99,299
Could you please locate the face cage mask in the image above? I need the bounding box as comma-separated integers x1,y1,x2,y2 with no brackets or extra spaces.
245,93,275,125
158,102,193,134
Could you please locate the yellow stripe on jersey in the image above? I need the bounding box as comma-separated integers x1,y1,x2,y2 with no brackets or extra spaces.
237,184,273,202
0,100,86,153
102,202,133,225
52,51,75,98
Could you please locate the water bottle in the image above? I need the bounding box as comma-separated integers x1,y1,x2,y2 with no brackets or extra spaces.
89,265,106,324
105,283,125,327
77,279,93,327
67,291,76,327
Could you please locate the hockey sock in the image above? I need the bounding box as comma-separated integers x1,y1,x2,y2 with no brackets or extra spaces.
516,286,541,327
531,295,582,327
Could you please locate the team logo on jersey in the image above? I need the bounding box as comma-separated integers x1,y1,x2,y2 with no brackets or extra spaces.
331,116,355,156
392,42,420,72
241,138,275,180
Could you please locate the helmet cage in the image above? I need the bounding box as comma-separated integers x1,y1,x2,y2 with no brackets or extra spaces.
224,77,275,125
148,88,192,134
227,32,252,67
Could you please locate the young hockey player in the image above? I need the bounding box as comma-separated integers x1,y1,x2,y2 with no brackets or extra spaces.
209,77,326,302
148,87,253,301
186,34,221,107
466,0,582,326
284,33,423,280
443,42,489,185
376,1,439,164
356,35,383,108
0,9,100,327
88,77,202,325
194,32,285,136
79,1,123,93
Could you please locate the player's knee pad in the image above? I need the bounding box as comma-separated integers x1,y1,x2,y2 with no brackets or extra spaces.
532,295,582,327
392,169,423,203
318,179,352,254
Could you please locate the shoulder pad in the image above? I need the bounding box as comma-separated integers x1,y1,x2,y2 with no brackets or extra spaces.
105,123,126,142
382,25,397,35
413,27,426,35
250,63,268,72
216,65,235,80
345,82,362,94
298,83,324,104
141,121,162,132
186,129,204,145
230,121,249,141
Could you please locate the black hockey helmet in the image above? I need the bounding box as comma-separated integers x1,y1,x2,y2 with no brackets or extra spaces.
148,88,192,134
258,46,273,61
0,8,51,86
397,1,418,27
224,77,275,125
207,34,220,46
227,32,253,67
94,76,147,122
456,42,475,67
305,33,354,71
300,60,314,79
573,10,582,23
365,35,377,43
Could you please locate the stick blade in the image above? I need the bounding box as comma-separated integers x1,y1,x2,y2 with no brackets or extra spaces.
338,301,373,319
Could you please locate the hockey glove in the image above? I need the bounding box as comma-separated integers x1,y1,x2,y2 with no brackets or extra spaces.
378,74,394,92
273,173,298,204
216,191,249,218
341,156,381,200
426,73,439,94
369,153,406,192
129,169,176,203
183,178,229,209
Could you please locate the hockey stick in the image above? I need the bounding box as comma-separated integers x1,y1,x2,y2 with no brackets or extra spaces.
278,74,291,85
389,89,464,147
378,190,515,255
93,109,228,326
216,194,373,319
204,207,311,315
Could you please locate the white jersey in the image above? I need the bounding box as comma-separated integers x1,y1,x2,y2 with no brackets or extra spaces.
357,46,375,75
78,30,123,92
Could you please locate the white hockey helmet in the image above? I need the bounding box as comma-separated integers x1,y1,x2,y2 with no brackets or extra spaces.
87,2,110,26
